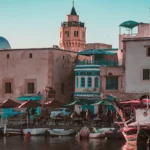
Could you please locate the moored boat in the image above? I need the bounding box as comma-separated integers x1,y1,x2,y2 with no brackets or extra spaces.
76,127,106,139
48,129,75,136
22,128,47,135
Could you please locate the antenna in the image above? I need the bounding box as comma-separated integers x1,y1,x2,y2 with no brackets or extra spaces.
73,0,74,7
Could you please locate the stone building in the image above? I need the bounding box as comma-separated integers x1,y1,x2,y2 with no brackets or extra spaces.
0,47,77,104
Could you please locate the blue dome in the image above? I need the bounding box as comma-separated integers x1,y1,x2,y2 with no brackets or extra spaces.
0,36,11,49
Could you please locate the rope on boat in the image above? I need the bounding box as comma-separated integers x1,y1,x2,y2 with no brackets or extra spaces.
125,116,135,124
140,128,150,139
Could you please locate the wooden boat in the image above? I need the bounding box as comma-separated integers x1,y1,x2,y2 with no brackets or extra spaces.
22,128,47,135
48,129,75,136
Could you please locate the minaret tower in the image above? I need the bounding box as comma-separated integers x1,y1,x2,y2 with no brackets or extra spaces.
59,1,86,52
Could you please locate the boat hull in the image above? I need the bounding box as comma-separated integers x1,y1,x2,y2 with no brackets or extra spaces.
23,128,47,135
48,129,75,136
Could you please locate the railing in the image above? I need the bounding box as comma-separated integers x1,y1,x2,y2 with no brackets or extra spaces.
61,22,85,28
76,59,123,66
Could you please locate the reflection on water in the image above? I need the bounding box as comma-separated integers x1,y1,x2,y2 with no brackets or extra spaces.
0,136,134,150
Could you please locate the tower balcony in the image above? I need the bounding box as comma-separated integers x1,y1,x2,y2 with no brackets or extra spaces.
61,21,85,28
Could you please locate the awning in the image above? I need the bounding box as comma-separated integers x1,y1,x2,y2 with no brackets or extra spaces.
92,100,112,105
18,95,42,101
78,49,117,56
64,99,112,106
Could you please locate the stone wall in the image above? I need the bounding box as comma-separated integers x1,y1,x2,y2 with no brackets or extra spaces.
52,50,77,103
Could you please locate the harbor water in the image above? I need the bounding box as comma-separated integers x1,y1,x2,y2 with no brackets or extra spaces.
0,136,133,150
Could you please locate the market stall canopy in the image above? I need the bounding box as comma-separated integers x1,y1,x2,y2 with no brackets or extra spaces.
91,100,112,105
44,100,63,108
78,49,117,56
0,99,20,108
64,99,112,106
119,20,139,29
64,100,97,106
18,95,42,101
18,100,42,108
120,100,141,105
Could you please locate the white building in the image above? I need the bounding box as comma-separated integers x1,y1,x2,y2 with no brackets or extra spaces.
123,37,150,99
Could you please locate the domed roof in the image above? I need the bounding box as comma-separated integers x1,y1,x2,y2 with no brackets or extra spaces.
0,36,11,49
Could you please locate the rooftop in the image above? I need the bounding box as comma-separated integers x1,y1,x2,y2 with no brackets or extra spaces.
0,47,77,53
122,37,150,42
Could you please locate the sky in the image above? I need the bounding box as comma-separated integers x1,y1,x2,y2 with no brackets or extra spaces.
0,0,150,49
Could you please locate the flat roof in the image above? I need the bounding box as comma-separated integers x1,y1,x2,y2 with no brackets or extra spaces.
0,47,77,53
122,37,150,42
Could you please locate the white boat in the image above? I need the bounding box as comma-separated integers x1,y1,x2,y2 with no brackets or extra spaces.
22,128,47,135
76,127,106,139
48,129,75,136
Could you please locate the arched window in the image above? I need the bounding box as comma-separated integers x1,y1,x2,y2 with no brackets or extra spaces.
81,77,85,87
88,77,92,87
76,77,78,88
94,77,99,88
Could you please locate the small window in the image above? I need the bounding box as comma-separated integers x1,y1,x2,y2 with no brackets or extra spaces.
81,77,85,87
106,76,118,90
76,31,78,37
27,82,35,94
93,72,100,76
94,77,99,88
65,31,69,37
80,72,86,75
74,31,76,37
147,48,150,56
29,53,32,58
88,77,92,87
67,31,69,37
75,72,79,76
5,82,12,93
63,56,65,59
61,83,64,94
87,72,92,75
7,54,9,59
143,69,150,80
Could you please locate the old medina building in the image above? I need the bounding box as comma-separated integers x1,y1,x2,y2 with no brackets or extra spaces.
0,2,112,112
74,21,150,114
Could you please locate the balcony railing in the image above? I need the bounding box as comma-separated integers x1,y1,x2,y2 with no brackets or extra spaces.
61,22,85,28
76,59,123,66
